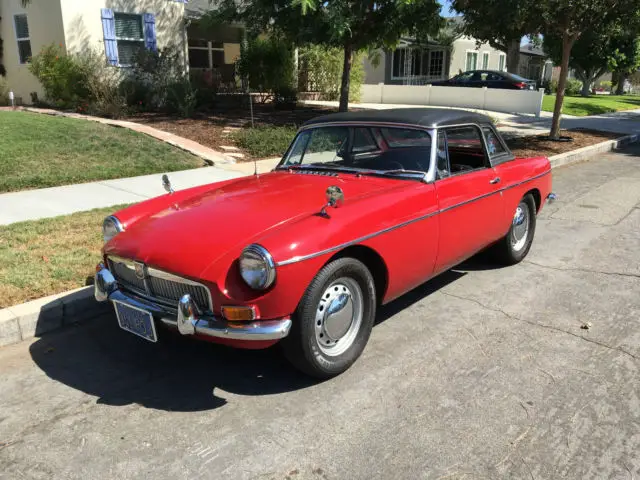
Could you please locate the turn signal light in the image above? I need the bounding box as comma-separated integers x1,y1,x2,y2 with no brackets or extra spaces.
221,306,257,322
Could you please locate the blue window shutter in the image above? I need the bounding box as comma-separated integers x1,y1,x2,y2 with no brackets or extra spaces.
101,8,118,66
143,13,157,52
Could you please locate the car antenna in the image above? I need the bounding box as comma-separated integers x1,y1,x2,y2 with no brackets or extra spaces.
254,158,258,177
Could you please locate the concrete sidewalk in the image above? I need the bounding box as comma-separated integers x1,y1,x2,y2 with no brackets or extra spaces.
0,167,243,225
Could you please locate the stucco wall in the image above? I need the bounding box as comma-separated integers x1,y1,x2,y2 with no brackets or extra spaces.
449,37,506,74
59,0,186,61
0,0,186,104
361,84,545,116
0,0,66,103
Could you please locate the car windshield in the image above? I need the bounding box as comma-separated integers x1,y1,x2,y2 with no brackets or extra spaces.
278,125,432,178
509,73,531,82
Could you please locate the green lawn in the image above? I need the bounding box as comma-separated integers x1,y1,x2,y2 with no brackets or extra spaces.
542,94,640,117
0,205,129,308
0,112,203,193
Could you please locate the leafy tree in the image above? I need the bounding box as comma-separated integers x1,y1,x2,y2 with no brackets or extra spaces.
544,29,621,97
450,0,539,74
609,33,640,95
205,0,443,111
535,0,640,139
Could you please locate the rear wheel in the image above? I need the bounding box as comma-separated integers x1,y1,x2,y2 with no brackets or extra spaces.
282,257,376,379
493,194,537,265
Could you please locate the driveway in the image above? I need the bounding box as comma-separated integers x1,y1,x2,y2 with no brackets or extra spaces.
1,146,639,480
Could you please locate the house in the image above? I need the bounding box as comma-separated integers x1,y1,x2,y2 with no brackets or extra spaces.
364,19,553,86
0,0,188,104
184,0,243,88
518,43,553,83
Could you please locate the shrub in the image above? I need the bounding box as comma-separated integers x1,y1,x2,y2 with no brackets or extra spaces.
86,65,127,119
231,125,297,158
238,37,295,98
565,78,583,96
123,46,187,111
0,77,9,106
29,44,92,109
166,78,198,117
298,45,364,101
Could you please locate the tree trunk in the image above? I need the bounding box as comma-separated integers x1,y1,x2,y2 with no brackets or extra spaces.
550,34,574,140
506,39,521,74
615,73,627,95
580,79,591,96
338,41,353,112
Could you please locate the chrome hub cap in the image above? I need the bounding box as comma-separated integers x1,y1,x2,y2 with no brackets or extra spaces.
315,278,363,356
511,202,530,252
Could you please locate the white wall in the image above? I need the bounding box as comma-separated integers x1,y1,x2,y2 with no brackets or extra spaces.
0,0,67,102
361,84,545,116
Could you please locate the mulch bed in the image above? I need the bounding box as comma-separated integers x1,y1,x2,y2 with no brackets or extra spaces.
127,108,626,162
506,129,624,159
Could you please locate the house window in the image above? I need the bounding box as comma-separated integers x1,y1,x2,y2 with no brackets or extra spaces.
14,14,32,64
465,51,478,71
429,50,444,76
482,52,489,69
188,38,225,70
498,53,506,72
392,48,445,79
114,13,144,66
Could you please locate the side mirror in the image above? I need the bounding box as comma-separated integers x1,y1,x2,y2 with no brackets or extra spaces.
162,174,174,194
319,186,344,218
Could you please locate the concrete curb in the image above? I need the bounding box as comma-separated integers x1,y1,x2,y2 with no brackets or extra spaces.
17,107,237,165
0,286,110,347
0,134,638,348
549,133,639,169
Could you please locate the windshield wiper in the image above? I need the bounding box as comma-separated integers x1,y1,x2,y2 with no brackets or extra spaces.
278,164,427,182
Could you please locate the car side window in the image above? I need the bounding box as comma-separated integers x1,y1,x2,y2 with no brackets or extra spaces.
482,126,506,157
444,126,488,174
436,131,450,179
351,127,379,154
487,72,503,81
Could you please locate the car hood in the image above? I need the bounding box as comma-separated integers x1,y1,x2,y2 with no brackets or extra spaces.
105,171,405,277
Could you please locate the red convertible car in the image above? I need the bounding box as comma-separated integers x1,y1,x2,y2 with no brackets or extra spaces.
95,108,555,378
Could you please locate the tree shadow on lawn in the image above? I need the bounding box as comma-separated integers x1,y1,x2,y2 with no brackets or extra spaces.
28,255,499,413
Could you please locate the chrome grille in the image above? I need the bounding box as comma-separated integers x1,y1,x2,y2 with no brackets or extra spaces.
108,258,145,292
147,276,210,311
108,256,213,313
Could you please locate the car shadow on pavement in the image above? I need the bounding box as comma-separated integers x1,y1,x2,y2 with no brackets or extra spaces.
28,316,317,412
27,255,497,413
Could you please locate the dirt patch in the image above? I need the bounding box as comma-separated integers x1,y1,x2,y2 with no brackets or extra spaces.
506,129,624,158
126,105,339,160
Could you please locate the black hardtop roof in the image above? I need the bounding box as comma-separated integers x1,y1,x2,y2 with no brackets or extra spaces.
303,107,493,128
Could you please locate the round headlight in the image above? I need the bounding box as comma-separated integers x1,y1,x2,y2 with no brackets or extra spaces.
102,216,124,243
239,244,276,290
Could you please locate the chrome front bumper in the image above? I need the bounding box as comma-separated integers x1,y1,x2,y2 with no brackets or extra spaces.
94,264,291,341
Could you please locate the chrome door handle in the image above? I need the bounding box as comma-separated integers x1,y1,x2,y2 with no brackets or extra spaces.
490,177,501,184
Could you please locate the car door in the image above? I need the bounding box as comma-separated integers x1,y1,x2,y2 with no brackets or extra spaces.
433,125,505,273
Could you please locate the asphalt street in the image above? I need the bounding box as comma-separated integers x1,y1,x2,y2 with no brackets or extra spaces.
1,145,639,480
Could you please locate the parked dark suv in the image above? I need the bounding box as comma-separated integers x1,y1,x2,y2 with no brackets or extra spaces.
430,70,537,90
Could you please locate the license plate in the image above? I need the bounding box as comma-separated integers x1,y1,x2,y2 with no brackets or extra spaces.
113,300,158,343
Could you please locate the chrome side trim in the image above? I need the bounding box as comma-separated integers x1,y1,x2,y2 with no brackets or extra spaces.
276,209,440,266
276,169,551,266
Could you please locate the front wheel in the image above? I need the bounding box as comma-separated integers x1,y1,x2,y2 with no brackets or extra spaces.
493,194,537,265
282,257,376,379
